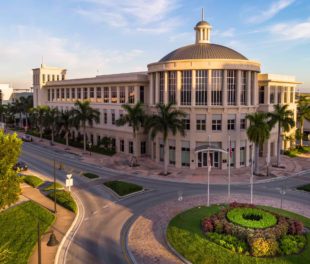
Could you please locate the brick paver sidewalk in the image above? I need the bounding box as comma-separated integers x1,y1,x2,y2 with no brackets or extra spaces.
20,171,75,264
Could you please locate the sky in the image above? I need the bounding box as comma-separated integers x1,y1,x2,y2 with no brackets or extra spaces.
0,0,310,92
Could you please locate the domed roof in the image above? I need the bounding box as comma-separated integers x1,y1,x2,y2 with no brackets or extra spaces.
159,43,248,62
195,20,210,27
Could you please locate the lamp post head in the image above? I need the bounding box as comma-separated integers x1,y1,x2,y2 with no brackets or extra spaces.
47,232,59,247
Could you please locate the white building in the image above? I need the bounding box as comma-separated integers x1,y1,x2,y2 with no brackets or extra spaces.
0,84,13,104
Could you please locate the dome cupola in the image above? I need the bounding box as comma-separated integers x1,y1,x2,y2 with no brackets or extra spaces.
194,8,212,44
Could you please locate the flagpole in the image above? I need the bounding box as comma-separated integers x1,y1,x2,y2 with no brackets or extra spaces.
228,136,231,203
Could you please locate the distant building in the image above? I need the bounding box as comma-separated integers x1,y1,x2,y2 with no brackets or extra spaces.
33,17,301,170
0,84,13,104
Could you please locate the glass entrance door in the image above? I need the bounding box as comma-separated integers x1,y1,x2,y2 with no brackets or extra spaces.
197,151,220,168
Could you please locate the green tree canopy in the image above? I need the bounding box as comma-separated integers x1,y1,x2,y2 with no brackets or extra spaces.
0,130,23,209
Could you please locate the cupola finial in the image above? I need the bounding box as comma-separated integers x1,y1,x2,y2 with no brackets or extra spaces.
201,8,204,21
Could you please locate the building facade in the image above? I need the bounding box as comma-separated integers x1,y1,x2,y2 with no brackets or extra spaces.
33,18,300,170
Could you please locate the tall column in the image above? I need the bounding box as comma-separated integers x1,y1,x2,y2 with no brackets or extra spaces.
176,71,181,106
223,70,227,106
208,70,212,106
280,87,284,105
149,73,154,105
247,71,251,106
192,70,196,106
265,85,270,105
155,72,159,104
125,86,128,103
134,85,139,104
236,70,241,106
164,71,168,104
253,73,258,105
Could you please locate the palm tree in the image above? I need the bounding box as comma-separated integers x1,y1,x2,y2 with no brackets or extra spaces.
44,107,59,145
145,103,186,175
0,104,7,123
246,112,270,175
116,102,145,166
58,110,74,149
19,95,33,130
297,96,310,146
268,104,295,167
72,101,100,152
12,99,23,128
30,106,49,140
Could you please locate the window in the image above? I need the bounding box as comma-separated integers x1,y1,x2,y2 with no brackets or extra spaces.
57,75,59,81
90,87,94,98
168,71,176,104
181,70,192,105
140,86,144,103
128,86,135,104
259,86,265,104
251,72,255,105
61,88,65,99
47,75,50,81
56,89,60,99
119,86,125,103
129,141,134,154
52,75,55,81
227,115,236,131
169,143,176,165
290,87,294,103
120,140,125,152
277,87,282,104
212,114,222,131
77,88,81,99
103,110,107,124
83,88,88,99
96,87,101,99
227,70,236,105
240,71,247,105
270,86,275,104
183,115,190,130
51,89,55,100
211,70,223,105
196,114,206,131
240,140,246,166
111,110,115,125
152,73,156,105
181,141,190,167
43,74,45,83
159,144,164,161
66,88,70,99
141,141,146,155
228,141,235,167
62,75,65,81
111,87,117,103
47,89,50,101
284,87,288,103
103,87,109,103
240,118,246,130
196,70,208,105
159,72,164,103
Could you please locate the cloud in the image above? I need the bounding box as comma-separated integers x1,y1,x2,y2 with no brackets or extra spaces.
213,28,236,38
75,0,180,32
268,18,310,40
0,25,145,89
247,0,295,24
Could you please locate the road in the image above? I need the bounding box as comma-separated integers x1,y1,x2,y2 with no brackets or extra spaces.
20,141,310,264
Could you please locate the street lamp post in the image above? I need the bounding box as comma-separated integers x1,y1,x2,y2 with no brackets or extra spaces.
280,181,287,209
88,141,92,156
53,159,57,214
38,221,42,264
228,136,231,203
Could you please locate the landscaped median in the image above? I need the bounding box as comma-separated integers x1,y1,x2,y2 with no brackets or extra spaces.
47,190,77,213
167,202,310,264
83,172,99,179
297,184,310,192
0,201,55,264
21,175,44,188
103,180,143,197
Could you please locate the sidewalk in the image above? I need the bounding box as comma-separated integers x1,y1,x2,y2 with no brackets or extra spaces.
20,171,75,264
17,130,310,185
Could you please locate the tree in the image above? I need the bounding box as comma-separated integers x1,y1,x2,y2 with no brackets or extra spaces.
30,106,49,140
116,102,145,166
58,110,74,149
19,95,33,130
246,112,270,175
44,107,59,145
268,104,295,167
0,130,23,210
297,96,310,146
72,101,100,152
0,104,7,123
145,103,186,175
12,99,23,128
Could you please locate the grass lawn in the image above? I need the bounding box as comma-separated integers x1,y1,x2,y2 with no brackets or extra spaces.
167,205,310,264
297,184,310,192
284,146,310,157
83,172,99,179
21,175,44,188
43,182,64,191
0,201,55,264
103,180,143,196
47,190,77,213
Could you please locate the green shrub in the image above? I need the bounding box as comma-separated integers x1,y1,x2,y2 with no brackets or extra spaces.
297,183,310,192
83,172,99,179
279,235,306,255
22,175,44,188
47,190,77,213
103,180,143,196
206,232,249,254
248,237,279,257
43,182,63,191
227,208,277,229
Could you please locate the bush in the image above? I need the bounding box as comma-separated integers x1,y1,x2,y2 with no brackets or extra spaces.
279,235,306,255
206,232,249,254
22,175,44,188
227,207,277,229
43,182,63,191
287,219,304,235
201,218,214,233
83,172,99,179
47,190,77,213
248,237,279,257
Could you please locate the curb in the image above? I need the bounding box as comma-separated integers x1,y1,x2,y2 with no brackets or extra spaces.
54,191,81,264
122,215,139,264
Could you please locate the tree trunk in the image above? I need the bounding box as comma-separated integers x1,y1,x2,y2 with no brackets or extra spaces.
25,113,28,130
132,131,138,166
51,127,54,145
65,132,69,148
83,125,86,152
39,126,43,140
254,144,260,175
19,112,22,128
300,119,304,147
163,140,168,175
277,123,281,167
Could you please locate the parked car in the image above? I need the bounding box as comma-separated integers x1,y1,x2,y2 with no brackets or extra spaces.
13,161,28,171
22,135,33,142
